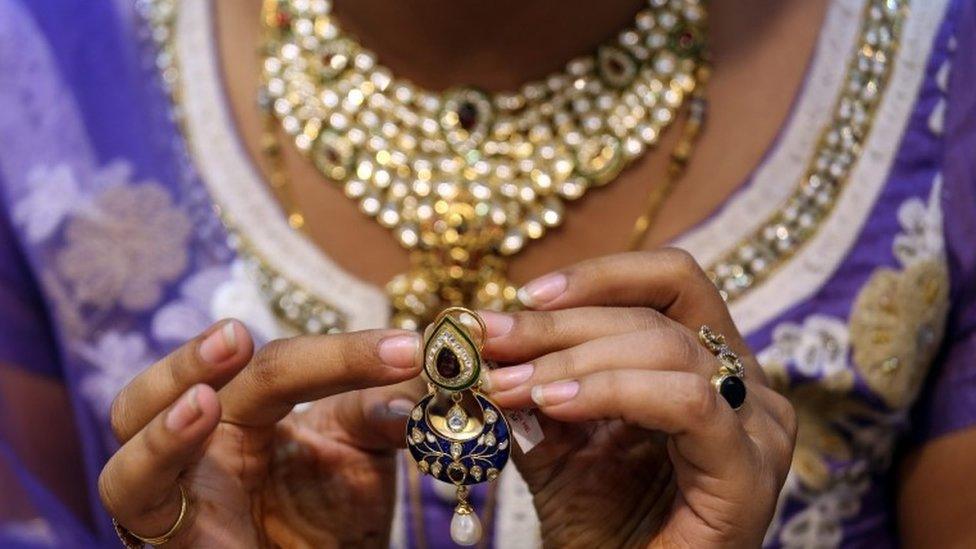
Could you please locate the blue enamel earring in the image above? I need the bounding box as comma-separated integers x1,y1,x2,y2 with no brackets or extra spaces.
406,307,511,546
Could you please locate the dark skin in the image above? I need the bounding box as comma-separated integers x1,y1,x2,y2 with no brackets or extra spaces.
8,0,974,546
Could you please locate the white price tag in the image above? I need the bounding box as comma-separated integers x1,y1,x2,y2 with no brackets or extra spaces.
506,408,545,453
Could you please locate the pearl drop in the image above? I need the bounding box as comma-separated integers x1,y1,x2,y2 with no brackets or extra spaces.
450,511,483,546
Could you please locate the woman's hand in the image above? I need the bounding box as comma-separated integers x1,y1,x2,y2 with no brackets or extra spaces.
482,250,796,548
98,321,421,547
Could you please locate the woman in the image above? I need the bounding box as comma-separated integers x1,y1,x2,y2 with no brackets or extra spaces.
0,0,972,546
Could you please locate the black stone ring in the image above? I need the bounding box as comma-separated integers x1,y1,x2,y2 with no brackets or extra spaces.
698,325,747,411
712,372,747,410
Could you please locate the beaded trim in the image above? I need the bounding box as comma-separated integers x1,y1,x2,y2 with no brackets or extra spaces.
705,0,907,301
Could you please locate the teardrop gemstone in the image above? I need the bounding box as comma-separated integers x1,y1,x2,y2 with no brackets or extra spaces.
446,404,468,433
457,101,478,132
436,347,462,379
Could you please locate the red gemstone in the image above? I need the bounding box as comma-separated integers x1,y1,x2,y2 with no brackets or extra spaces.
276,11,291,28
436,347,461,379
607,57,625,75
457,101,479,132
324,146,340,164
679,31,695,50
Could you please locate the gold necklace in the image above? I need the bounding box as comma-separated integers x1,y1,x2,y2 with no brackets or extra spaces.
260,0,708,328
144,0,906,335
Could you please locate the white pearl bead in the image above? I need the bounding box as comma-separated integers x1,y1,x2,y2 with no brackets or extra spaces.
450,511,483,546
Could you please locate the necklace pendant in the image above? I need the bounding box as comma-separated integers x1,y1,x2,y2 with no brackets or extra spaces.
387,246,518,329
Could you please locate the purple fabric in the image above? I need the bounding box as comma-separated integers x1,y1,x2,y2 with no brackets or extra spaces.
912,0,976,442
0,191,59,377
0,1,971,547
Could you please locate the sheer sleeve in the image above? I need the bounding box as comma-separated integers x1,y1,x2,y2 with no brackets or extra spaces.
0,189,92,545
0,197,59,376
911,0,976,443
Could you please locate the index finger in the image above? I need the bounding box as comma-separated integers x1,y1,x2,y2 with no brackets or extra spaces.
219,330,421,427
110,319,253,443
516,249,741,348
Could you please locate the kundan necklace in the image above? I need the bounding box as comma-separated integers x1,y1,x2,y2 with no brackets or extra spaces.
259,0,708,329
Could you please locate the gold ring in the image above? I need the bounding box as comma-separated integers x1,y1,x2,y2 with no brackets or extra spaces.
113,484,190,547
698,325,747,410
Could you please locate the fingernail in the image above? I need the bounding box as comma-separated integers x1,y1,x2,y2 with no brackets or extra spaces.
487,364,534,392
165,386,202,431
199,321,238,364
517,273,567,308
378,333,420,369
480,311,515,338
531,380,579,407
375,398,416,420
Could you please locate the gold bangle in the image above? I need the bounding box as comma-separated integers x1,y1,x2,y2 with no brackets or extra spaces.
112,484,190,547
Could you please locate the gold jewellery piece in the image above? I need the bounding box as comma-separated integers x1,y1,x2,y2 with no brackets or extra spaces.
260,0,708,329
405,307,511,546
112,484,190,547
699,325,746,410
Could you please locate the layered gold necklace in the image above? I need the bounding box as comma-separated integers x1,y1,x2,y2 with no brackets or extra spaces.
259,0,708,328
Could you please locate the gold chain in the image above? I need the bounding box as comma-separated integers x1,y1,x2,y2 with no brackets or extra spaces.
627,65,709,251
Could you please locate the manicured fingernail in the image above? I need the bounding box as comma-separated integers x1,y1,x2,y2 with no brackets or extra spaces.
480,311,515,338
378,333,420,368
199,321,238,364
487,364,534,392
531,380,579,407
165,386,202,432
517,273,567,308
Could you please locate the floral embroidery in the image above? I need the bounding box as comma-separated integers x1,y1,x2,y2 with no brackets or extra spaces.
152,266,232,344
209,260,295,344
927,37,954,136
76,331,154,419
758,316,852,381
892,175,946,266
849,261,949,408
151,261,293,347
775,465,870,548
56,181,192,312
759,317,862,491
850,178,949,409
762,178,949,547
38,271,86,339
11,164,83,243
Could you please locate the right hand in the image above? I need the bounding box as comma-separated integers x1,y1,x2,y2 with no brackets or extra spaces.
98,319,422,547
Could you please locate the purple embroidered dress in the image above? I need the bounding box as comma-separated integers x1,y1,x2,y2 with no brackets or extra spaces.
0,0,974,547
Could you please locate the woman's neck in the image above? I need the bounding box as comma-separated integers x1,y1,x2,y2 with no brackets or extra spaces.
331,0,645,91
329,0,806,91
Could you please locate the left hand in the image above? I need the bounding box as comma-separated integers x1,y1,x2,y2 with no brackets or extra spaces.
481,250,796,548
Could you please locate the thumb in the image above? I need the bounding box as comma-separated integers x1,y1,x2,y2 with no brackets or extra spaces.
332,380,426,451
